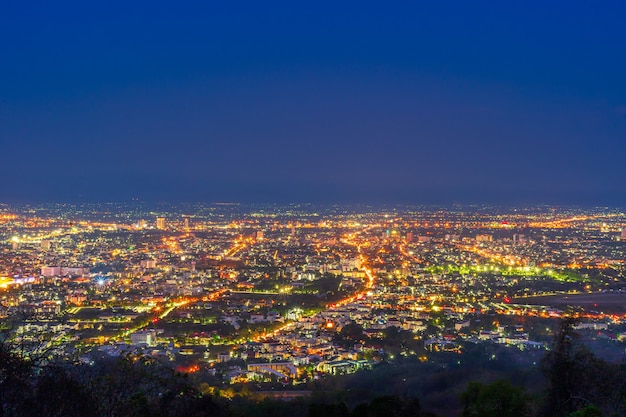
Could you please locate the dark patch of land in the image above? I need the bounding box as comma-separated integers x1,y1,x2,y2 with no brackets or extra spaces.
513,292,626,314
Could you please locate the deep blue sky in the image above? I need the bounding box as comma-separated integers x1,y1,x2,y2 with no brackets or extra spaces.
1,1,625,204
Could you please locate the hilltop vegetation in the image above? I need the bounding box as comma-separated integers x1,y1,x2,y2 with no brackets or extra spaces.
1,320,625,417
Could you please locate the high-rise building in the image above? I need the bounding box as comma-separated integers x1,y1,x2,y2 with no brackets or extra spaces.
156,217,166,230
41,266,62,277
41,240,51,251
513,234,527,245
621,227,626,241
140,260,157,268
130,329,157,347
184,217,190,230
256,230,264,241
476,234,493,242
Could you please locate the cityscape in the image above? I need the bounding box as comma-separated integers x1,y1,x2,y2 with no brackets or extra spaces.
3,2,626,416
1,203,626,414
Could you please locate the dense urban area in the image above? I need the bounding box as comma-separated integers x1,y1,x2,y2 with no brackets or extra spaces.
1,202,626,417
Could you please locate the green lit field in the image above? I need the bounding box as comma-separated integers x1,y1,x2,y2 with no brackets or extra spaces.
424,264,586,282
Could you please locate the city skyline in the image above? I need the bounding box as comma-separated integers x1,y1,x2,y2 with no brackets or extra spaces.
2,2,626,205
3,4,626,415
1,201,625,416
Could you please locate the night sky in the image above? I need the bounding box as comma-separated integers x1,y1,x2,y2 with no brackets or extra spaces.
2,2,625,205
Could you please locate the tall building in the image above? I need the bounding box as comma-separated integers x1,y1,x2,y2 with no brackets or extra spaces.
41,266,62,277
156,217,166,230
513,234,527,245
476,234,493,242
41,240,51,251
621,227,626,241
184,217,190,230
140,259,157,268
256,230,264,241
130,329,157,347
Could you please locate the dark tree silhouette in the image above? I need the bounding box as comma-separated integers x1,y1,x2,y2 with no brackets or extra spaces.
459,379,531,417
541,319,626,417
309,402,349,417
350,395,423,417
0,342,31,417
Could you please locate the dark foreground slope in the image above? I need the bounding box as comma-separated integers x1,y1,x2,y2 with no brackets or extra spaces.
1,320,624,417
